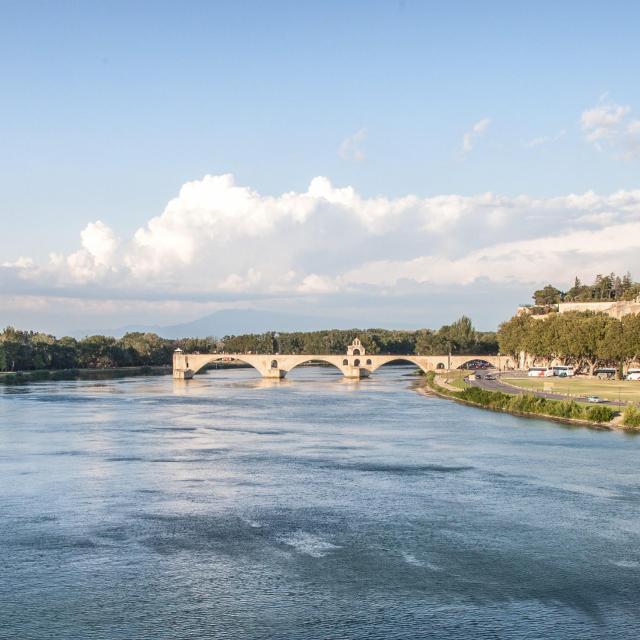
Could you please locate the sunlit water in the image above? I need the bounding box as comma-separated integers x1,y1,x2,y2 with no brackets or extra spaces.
1,365,639,639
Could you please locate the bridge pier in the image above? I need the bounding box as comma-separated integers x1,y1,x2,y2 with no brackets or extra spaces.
264,368,287,379
342,366,370,379
172,350,195,379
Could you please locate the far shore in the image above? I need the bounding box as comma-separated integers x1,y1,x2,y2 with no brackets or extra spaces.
0,360,259,384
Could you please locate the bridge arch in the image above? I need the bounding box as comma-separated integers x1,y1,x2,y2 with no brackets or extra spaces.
190,355,265,377
455,357,497,370
286,357,344,375
368,357,430,374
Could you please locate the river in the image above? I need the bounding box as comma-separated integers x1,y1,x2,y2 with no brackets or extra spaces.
1,365,639,639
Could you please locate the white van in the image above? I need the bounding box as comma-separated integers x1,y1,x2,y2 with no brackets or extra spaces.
552,366,575,377
528,367,554,377
627,368,640,381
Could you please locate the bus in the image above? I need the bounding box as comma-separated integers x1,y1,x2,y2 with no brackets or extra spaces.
627,368,640,381
528,367,554,377
552,365,575,377
595,367,617,379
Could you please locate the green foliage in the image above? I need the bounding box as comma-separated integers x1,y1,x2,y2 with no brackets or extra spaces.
414,316,496,355
533,284,563,306
498,310,640,374
622,405,640,428
434,381,616,424
0,319,499,373
542,272,640,303
224,320,497,357
585,405,616,423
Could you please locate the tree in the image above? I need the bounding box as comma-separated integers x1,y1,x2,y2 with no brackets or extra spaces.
497,315,533,360
446,316,477,352
532,284,562,306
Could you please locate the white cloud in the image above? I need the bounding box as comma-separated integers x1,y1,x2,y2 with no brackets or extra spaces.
5,174,640,321
338,128,367,161
340,220,640,288
461,117,491,154
2,256,34,268
581,99,640,156
524,130,566,148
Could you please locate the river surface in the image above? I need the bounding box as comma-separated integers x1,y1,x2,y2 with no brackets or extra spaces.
1,365,639,639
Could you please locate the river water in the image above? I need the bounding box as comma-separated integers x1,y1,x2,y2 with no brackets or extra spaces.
1,365,639,639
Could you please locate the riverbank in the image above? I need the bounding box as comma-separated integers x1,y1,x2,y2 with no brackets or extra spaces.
0,360,257,384
0,365,173,384
424,372,626,431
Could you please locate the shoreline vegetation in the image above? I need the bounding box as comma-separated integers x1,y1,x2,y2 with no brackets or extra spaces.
0,361,252,384
0,365,171,384
423,372,640,431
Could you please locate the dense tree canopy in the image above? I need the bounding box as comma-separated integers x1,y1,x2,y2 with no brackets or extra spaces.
0,318,498,372
498,311,640,374
532,272,640,306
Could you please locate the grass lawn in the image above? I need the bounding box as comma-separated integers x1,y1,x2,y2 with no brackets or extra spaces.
440,369,471,390
502,376,640,403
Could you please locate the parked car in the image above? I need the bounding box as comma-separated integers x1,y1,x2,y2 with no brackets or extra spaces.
466,361,492,370
587,395,604,403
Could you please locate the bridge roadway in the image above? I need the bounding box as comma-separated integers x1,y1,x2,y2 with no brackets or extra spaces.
173,350,515,380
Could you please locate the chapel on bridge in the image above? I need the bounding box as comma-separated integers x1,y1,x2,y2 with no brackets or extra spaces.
347,337,365,357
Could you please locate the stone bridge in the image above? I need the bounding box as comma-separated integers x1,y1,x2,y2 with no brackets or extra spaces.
173,338,514,380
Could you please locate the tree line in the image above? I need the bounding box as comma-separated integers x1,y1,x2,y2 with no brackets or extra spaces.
0,316,498,372
0,328,217,372
532,272,640,306
498,311,640,375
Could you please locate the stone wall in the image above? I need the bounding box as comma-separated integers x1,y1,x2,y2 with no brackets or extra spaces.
557,300,640,319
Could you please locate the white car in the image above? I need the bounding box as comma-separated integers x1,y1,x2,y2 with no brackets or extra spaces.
587,395,604,403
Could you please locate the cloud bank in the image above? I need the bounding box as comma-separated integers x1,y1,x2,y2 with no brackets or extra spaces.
3,173,640,329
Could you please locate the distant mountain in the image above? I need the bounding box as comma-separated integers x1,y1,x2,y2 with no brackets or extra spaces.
109,309,390,339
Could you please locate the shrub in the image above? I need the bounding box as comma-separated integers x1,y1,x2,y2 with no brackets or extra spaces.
585,405,616,423
623,405,640,428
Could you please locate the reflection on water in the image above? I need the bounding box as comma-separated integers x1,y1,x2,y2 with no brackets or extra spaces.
1,365,640,639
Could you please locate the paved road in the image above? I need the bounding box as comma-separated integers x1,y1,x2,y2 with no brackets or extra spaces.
467,371,625,408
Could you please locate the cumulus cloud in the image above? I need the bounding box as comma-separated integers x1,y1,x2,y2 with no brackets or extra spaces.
581,99,640,157
4,174,640,323
461,117,491,154
338,128,367,161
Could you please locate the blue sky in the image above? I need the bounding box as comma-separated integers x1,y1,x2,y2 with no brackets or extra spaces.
2,1,640,334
